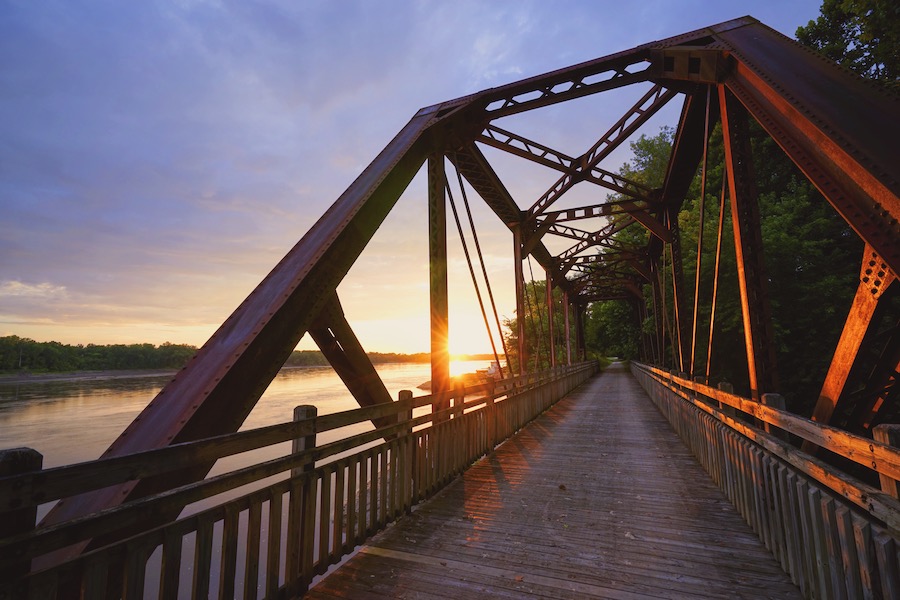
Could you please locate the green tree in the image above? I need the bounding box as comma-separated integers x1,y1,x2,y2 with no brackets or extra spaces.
503,279,570,372
585,300,641,360
796,0,900,91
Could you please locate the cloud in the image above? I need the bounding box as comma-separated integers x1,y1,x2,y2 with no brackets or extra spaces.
0,281,68,299
0,0,824,349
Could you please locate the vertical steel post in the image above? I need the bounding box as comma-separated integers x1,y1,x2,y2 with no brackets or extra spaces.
651,259,664,365
575,301,586,362
564,291,572,365
806,246,896,437
706,179,728,381
429,154,450,416
514,225,528,374
690,86,712,376
719,86,779,399
546,268,556,367
668,215,688,372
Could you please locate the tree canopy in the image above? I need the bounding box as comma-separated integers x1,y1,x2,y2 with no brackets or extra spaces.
796,0,899,91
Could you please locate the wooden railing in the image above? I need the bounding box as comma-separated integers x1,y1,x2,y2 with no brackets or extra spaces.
0,362,597,599
631,361,900,600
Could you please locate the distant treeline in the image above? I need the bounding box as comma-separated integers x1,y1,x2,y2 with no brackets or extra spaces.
0,336,488,374
0,336,198,373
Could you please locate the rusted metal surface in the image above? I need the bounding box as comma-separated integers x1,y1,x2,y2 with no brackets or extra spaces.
38,105,439,559
717,21,900,277
719,86,779,400
36,14,900,567
526,85,677,221
428,154,450,414
308,293,395,422
805,246,897,447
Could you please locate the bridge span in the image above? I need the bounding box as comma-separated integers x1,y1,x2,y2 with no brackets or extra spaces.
307,363,800,599
2,13,899,599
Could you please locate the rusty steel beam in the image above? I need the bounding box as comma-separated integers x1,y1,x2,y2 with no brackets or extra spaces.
466,16,754,122
649,88,719,260
805,246,897,446
528,85,677,220
716,21,900,277
854,349,900,432
429,154,450,418
546,268,557,367
564,291,572,365
514,225,528,375
449,144,570,294
308,293,396,429
720,86,779,399
478,124,653,201
38,106,440,561
537,198,658,224
483,59,652,119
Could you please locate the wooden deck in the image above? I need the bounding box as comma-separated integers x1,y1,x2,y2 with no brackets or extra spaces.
305,362,802,599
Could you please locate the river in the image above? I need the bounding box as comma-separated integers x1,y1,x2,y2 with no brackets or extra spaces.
0,360,493,596
0,360,492,469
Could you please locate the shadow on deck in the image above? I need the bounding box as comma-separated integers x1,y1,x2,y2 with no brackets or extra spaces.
305,362,801,599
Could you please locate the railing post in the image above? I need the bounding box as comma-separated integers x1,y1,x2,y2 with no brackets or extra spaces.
873,425,900,498
0,447,43,583
718,382,736,419
398,390,414,512
693,375,708,406
292,406,317,477
292,405,317,592
485,380,496,451
761,393,790,442
453,379,465,419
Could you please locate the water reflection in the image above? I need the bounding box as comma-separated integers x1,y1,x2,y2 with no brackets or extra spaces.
0,361,490,469
0,360,491,598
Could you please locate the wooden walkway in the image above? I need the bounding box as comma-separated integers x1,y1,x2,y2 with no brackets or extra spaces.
305,363,802,599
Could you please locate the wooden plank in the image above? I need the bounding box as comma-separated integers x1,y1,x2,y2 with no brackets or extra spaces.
378,446,388,525
218,505,239,600
851,512,876,600
821,496,848,600
305,363,800,599
264,492,282,599
300,473,317,590
874,532,900,600
636,366,900,531
81,555,109,600
834,505,863,599
346,457,358,551
123,541,149,600
639,365,900,482
779,468,802,588
332,462,345,564
317,469,332,574
243,501,262,600
807,487,834,600
191,516,214,600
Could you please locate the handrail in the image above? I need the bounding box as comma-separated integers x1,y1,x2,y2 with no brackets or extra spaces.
0,361,598,598
638,364,900,480
631,362,900,531
0,364,563,512
631,361,900,599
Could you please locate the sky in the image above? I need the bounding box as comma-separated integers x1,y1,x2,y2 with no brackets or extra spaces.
0,0,825,355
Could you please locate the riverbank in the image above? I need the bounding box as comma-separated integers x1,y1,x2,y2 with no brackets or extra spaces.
0,369,178,385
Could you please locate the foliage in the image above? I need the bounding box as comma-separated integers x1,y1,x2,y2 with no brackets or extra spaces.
585,300,640,360
0,336,198,373
796,0,900,91
503,279,571,372
583,117,861,412
0,336,438,374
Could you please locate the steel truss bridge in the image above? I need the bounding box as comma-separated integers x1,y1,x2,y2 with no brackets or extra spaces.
2,15,899,599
